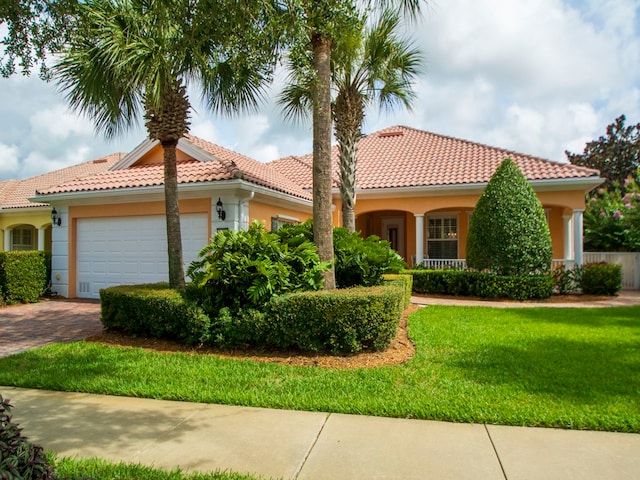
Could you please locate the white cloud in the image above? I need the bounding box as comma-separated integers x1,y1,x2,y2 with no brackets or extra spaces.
0,143,20,175
1,0,640,179
29,104,94,140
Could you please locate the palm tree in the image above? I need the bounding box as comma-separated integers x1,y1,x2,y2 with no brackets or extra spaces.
54,0,278,291
280,9,422,233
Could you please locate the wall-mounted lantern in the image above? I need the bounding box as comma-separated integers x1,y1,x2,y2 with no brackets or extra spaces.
216,198,226,220
51,208,61,227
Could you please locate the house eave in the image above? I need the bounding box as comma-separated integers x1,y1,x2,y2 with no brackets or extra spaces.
338,176,604,199
30,179,313,208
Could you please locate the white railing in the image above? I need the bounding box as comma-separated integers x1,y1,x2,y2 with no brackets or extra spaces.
419,253,640,290
420,259,467,270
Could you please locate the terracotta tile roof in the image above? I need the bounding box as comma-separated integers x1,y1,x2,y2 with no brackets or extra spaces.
0,154,123,209
269,125,600,190
184,135,312,200
37,136,312,201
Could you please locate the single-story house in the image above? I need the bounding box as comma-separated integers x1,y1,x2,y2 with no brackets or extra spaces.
0,125,602,299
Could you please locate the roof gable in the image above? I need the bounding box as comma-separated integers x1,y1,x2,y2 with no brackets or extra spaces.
36,135,313,201
269,125,601,190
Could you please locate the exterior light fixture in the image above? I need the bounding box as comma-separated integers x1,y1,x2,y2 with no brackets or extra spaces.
51,208,61,227
216,198,226,220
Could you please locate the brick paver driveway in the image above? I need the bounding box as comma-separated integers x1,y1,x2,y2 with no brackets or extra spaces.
0,300,103,358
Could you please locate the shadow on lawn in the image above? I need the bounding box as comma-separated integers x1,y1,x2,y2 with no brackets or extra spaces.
450,336,640,401
507,305,640,328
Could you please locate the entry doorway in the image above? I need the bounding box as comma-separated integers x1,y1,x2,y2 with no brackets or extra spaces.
381,216,405,258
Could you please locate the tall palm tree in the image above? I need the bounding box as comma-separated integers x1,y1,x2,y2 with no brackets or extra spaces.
280,9,422,233
54,0,278,291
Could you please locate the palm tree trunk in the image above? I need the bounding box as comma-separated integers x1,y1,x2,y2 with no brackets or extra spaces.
162,140,186,292
311,33,336,289
338,130,358,233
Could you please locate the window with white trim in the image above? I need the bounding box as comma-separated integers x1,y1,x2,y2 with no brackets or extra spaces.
271,215,300,231
427,214,458,259
11,225,36,251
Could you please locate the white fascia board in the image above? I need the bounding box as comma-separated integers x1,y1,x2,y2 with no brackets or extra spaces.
528,177,604,192
30,179,313,210
341,176,604,200
110,139,159,170
177,138,219,162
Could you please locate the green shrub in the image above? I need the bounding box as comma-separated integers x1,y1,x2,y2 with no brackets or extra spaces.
187,222,328,316
467,158,552,276
267,285,404,354
581,263,622,295
277,221,406,288
100,284,210,345
208,307,268,349
0,394,59,479
0,251,49,304
552,265,583,295
408,269,552,300
383,273,413,308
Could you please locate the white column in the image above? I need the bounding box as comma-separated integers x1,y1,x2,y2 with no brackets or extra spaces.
562,214,572,260
3,229,10,251
573,209,584,266
414,214,424,267
37,227,46,251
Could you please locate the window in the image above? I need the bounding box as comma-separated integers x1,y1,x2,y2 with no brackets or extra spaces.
11,225,36,251
427,215,458,259
271,215,299,232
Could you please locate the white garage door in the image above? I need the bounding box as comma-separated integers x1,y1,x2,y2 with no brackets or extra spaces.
76,214,208,298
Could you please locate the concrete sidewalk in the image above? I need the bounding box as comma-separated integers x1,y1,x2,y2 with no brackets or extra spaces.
3,387,639,480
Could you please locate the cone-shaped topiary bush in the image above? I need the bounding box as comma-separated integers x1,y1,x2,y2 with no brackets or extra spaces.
467,158,552,276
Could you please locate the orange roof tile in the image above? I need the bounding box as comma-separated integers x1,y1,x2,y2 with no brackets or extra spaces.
0,154,123,209
37,136,312,201
269,125,600,190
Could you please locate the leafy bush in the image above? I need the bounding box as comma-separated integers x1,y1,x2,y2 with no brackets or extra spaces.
552,265,583,295
187,222,328,316
207,307,268,349
0,251,49,305
581,263,622,295
267,285,404,354
100,284,211,345
583,176,640,252
383,273,413,308
277,220,406,288
466,158,552,276
409,269,552,300
0,394,59,480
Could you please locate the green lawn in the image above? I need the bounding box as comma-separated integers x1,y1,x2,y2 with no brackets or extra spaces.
1,305,638,432
52,456,264,480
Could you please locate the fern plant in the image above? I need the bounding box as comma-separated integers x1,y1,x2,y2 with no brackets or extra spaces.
187,221,328,315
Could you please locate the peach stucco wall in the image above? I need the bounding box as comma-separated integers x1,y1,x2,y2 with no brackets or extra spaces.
352,189,586,263
249,201,312,227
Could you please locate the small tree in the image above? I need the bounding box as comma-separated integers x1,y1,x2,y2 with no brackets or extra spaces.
566,114,640,193
583,176,640,252
467,158,552,276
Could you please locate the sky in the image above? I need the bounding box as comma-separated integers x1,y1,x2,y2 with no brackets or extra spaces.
1,0,639,181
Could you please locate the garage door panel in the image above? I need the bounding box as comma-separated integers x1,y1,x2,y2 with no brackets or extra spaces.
76,214,208,299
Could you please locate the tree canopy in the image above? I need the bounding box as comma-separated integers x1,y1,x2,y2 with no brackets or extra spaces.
566,115,640,193
466,158,552,276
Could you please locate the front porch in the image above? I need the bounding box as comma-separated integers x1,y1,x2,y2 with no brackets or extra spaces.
419,254,640,290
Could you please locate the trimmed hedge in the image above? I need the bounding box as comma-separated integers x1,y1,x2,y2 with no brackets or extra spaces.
581,263,622,295
409,269,552,300
383,273,413,308
100,283,211,345
101,282,406,354
466,158,552,275
0,251,50,305
267,285,404,354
